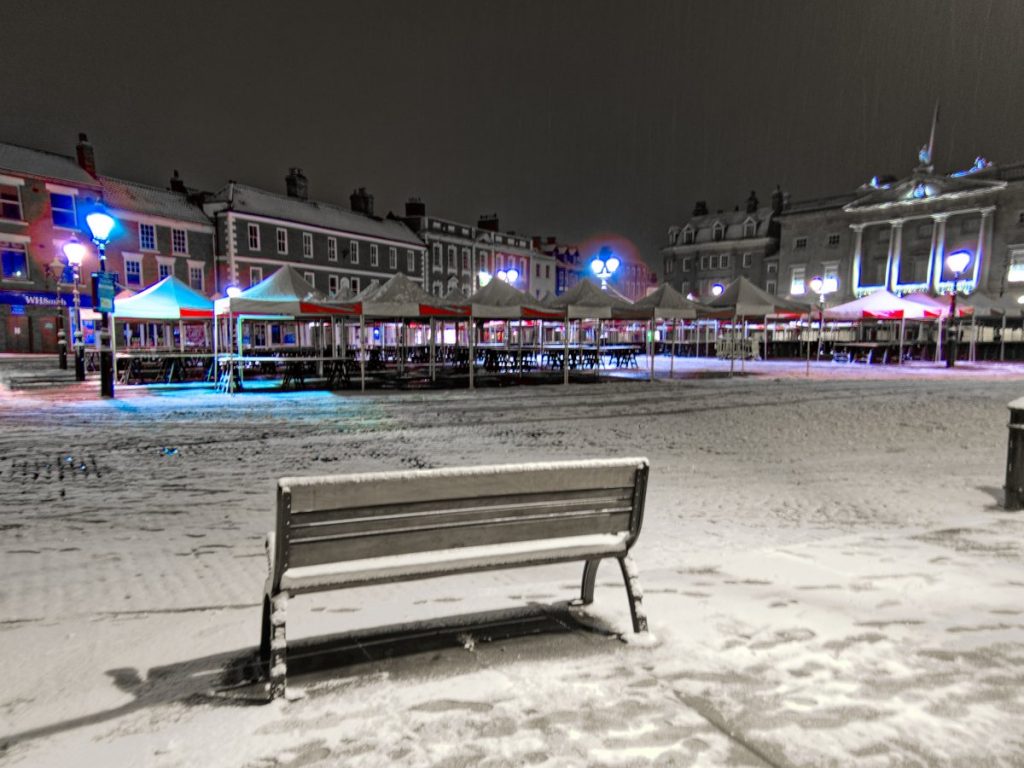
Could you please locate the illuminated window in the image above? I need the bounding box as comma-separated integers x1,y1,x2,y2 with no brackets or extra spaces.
790,266,805,295
51,193,77,229
1008,250,1024,283
172,228,188,254
794,237,807,249
250,266,263,287
302,232,313,258
822,262,840,293
247,223,260,251
1,183,23,221
124,257,142,286
327,237,337,261
138,223,157,251
370,244,379,267
1,241,29,280
189,265,203,291
389,247,397,269
350,240,359,264
276,228,288,255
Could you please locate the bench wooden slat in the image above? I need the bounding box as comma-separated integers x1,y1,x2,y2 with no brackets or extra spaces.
281,460,643,514
286,488,635,537
286,510,633,568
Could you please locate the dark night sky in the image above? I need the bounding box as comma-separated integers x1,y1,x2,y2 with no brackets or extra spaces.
3,0,1024,273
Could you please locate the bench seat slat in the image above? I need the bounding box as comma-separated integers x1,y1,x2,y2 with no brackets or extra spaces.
286,511,633,567
286,495,635,540
279,532,631,593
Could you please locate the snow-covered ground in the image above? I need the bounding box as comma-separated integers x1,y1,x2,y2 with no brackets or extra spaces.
2,355,1024,767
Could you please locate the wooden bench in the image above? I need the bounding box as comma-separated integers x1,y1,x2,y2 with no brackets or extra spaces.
259,457,651,698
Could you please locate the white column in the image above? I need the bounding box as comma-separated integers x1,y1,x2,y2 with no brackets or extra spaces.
886,220,903,292
975,208,994,291
929,214,948,293
850,224,865,292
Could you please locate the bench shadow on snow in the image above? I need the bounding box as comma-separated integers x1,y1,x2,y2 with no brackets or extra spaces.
0,602,614,754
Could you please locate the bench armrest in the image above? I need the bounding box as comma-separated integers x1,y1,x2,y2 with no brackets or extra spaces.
264,532,276,597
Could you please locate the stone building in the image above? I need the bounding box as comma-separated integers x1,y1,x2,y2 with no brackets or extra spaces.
202,173,426,299
777,149,1024,301
661,190,784,300
0,134,213,353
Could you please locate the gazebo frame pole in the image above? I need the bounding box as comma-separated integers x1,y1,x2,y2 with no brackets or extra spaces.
596,318,602,381
563,315,570,386
670,319,676,378
899,316,905,365
648,316,654,383
730,315,737,377
359,315,366,391
468,315,475,390
429,318,436,381
1001,315,1007,361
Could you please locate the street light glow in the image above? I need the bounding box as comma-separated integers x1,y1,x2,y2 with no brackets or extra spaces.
946,249,971,276
226,285,242,298
809,275,824,294
711,283,724,296
62,236,87,267
85,208,116,244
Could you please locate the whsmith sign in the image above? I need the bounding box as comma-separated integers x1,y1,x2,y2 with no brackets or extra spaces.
0,290,92,309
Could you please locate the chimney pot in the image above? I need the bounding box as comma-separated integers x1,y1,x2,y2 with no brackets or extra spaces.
75,133,97,178
285,168,309,200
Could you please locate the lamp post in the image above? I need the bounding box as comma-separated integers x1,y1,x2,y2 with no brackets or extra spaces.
46,257,69,370
945,249,971,368
806,275,832,376
85,206,117,397
590,246,620,290
62,237,87,382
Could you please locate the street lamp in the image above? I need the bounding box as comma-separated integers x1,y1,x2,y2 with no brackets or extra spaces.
806,275,832,375
945,249,971,368
62,236,87,382
85,204,117,397
590,247,620,290
496,267,519,284
711,283,725,297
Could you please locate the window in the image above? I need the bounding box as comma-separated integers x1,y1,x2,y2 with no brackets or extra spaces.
189,265,203,291
407,250,416,273
350,277,360,294
327,237,337,261
462,248,470,272
827,233,840,247
276,228,288,254
767,262,778,274
350,241,359,264
743,219,756,237
389,247,397,269
700,255,709,270
328,274,339,295
1018,211,1024,225
172,228,188,255
1008,249,1024,283
50,193,77,229
158,262,173,280
710,255,719,269
742,252,752,268
790,266,806,295
535,262,541,277
247,223,260,251
432,244,442,272
682,258,691,271
720,254,730,269
250,266,263,286
545,265,550,279
766,280,776,295
1,183,23,221
370,244,379,267
302,232,313,258
713,222,725,242
822,262,840,293
304,271,315,288
682,226,695,245
794,237,807,249
666,259,674,275
139,223,157,251
1,241,29,279
447,245,456,271
124,257,142,286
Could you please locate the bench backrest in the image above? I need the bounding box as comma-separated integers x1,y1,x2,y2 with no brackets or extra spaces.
272,457,649,591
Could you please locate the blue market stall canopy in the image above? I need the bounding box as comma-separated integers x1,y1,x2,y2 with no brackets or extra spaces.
112,275,214,320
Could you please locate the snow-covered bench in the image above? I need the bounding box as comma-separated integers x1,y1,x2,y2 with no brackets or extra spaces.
260,457,651,699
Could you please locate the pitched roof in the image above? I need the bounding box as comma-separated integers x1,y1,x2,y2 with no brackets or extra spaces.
0,141,99,187
669,206,776,244
212,183,426,248
99,176,211,226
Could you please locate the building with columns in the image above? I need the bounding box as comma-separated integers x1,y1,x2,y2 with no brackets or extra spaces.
777,150,1024,301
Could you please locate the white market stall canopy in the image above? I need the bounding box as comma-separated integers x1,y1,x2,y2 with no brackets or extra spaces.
705,276,810,319
215,266,359,317
359,273,466,318
632,283,704,320
112,275,214,320
465,278,563,320
550,278,641,319
824,289,939,321
902,292,972,319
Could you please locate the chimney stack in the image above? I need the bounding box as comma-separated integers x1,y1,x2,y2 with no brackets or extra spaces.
76,133,97,178
169,169,187,194
350,187,374,216
285,168,308,200
692,200,708,216
770,185,783,214
477,213,499,232
404,197,425,217
746,190,759,214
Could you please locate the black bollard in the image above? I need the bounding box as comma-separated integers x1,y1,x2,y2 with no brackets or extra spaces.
1005,398,1024,510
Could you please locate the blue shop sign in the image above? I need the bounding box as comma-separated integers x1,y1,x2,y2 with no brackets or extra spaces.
0,290,92,309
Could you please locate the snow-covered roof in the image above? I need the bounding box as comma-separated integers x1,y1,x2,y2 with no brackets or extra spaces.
668,206,776,245
212,183,426,248
100,176,211,226
0,141,99,187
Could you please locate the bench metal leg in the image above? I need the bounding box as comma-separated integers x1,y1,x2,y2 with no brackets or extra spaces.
577,558,602,605
617,554,648,634
259,596,272,668
267,591,289,699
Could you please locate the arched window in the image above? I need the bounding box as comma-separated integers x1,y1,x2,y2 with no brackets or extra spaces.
743,218,756,238
682,225,695,245
712,222,725,242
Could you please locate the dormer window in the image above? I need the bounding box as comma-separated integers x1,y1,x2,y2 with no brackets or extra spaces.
682,225,695,245
712,222,725,242
743,218,756,238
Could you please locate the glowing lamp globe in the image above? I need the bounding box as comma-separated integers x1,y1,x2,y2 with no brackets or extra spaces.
590,260,603,275
809,275,824,294
946,250,971,276
504,268,519,283
604,256,620,274
226,285,242,298
85,208,116,244
711,283,725,297
478,271,492,287
62,236,87,267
